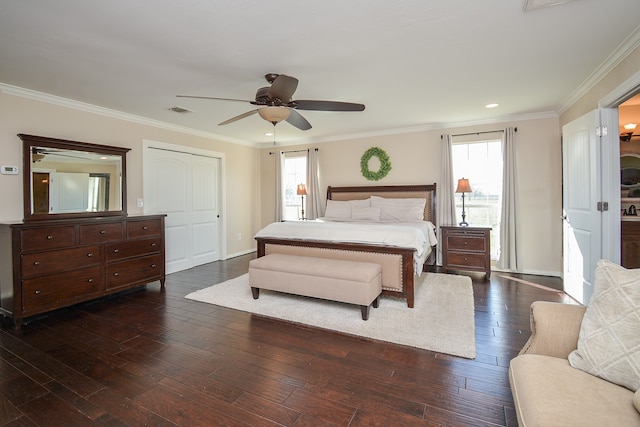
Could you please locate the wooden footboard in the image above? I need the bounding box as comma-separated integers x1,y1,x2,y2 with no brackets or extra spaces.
256,237,417,308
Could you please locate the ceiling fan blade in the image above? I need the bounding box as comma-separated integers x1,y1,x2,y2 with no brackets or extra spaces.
177,95,250,103
218,109,258,126
268,75,298,102
286,109,312,131
292,100,365,111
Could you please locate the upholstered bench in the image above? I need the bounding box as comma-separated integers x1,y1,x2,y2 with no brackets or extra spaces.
248,253,382,320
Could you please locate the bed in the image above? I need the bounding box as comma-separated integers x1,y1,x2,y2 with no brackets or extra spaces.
254,184,437,308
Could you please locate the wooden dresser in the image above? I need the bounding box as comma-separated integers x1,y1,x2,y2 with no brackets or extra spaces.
440,225,491,279
0,215,165,329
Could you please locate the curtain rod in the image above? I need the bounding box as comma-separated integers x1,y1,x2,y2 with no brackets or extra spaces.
441,127,516,139
269,148,318,155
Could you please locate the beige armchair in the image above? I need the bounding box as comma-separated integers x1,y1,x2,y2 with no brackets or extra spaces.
509,301,640,426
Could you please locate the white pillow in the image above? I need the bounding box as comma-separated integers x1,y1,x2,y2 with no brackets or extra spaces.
324,200,352,220
347,198,371,208
568,260,640,391
370,196,426,221
351,206,381,221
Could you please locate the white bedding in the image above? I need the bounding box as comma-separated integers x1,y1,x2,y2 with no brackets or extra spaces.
254,219,437,273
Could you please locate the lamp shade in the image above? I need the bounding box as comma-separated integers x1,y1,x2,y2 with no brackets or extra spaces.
455,178,471,193
258,106,291,123
296,183,307,196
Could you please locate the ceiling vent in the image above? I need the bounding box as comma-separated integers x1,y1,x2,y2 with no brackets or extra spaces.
523,0,577,11
168,106,192,114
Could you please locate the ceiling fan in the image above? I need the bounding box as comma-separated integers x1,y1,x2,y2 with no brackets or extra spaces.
177,73,365,131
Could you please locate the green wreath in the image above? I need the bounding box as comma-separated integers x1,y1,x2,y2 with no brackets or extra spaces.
360,147,392,181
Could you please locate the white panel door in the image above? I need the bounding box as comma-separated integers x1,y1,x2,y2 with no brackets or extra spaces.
50,172,90,213
144,147,221,274
562,110,601,304
191,155,220,265
146,148,191,273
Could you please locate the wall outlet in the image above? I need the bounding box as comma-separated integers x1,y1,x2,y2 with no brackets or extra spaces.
137,198,144,208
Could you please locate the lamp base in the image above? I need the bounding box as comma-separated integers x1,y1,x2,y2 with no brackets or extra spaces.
459,221,469,227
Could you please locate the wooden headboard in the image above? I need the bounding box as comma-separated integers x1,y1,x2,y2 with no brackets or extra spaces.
326,184,437,224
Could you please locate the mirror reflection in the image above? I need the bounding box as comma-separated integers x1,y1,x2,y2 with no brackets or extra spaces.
621,153,640,199
30,147,123,214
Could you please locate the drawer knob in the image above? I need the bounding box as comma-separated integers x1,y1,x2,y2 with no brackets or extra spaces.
142,226,149,230
33,261,40,266
100,230,106,234
464,241,468,245
151,243,157,247
113,249,119,253
151,264,156,268
46,235,53,240
87,253,93,257
88,278,93,283
34,290,41,295
113,272,119,277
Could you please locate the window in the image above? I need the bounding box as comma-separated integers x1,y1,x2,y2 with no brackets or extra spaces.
283,155,307,220
452,140,502,259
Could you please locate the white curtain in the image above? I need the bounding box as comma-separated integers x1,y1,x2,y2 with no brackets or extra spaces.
306,148,322,220
497,127,520,271
437,134,456,265
274,151,285,222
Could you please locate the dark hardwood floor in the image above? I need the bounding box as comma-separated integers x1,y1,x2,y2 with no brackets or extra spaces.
0,254,573,426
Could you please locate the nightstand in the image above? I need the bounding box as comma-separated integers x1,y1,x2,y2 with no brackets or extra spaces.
441,225,491,279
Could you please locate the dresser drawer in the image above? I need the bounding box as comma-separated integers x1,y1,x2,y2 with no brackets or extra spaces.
21,245,102,278
105,237,162,261
22,266,103,313
79,222,124,244
20,226,76,252
446,235,486,252
446,251,487,268
127,219,162,239
106,254,163,289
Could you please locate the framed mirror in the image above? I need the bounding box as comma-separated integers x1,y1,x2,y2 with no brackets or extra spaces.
19,134,130,222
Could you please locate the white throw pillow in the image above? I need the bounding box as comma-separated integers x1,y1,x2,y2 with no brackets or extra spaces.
568,259,640,391
351,206,381,221
324,200,352,220
370,196,426,221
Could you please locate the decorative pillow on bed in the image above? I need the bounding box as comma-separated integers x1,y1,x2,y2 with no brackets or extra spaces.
568,259,640,391
351,206,381,221
324,200,352,220
370,196,426,221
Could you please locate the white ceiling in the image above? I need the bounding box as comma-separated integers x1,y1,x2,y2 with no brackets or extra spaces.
1,0,640,146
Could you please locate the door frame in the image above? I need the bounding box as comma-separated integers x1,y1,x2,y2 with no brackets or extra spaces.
598,70,640,263
142,139,227,261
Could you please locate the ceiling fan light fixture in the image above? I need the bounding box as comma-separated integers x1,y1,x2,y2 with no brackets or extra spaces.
258,106,291,124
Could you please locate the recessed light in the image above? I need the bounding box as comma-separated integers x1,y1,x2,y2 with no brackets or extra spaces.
265,132,274,137
485,103,499,109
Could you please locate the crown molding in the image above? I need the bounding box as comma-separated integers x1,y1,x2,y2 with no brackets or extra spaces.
2,81,557,149
0,83,255,147
557,24,640,114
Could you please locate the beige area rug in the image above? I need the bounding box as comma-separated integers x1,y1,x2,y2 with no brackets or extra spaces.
185,272,476,359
